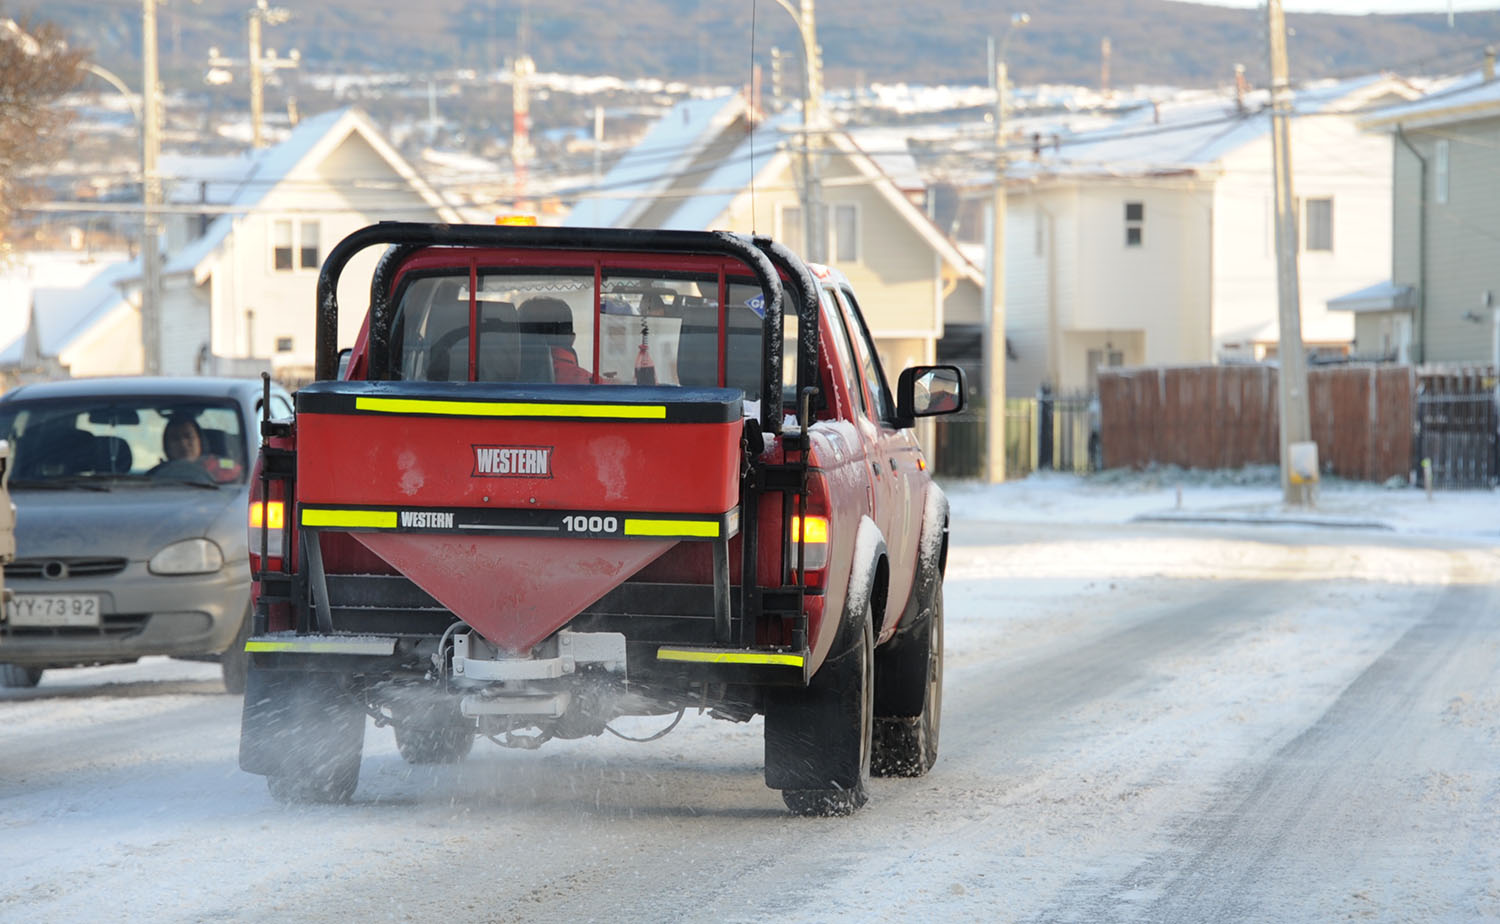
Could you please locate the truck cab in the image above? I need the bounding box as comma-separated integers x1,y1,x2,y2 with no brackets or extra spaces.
239,223,964,815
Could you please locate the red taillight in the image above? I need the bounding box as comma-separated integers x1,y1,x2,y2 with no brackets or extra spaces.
788,471,832,580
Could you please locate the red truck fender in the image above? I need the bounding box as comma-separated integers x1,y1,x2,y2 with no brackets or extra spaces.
817,514,887,675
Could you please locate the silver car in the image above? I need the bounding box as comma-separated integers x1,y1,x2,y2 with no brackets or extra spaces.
0,377,293,692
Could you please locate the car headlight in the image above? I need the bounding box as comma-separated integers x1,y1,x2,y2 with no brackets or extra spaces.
149,538,225,575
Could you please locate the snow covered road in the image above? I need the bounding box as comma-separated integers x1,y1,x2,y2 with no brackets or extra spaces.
2,517,1498,923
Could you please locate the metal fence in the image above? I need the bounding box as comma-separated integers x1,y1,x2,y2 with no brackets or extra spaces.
1415,392,1497,488
933,391,1099,478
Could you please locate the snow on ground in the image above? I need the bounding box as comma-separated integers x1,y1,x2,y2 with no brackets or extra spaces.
3,471,1498,922
942,466,1500,540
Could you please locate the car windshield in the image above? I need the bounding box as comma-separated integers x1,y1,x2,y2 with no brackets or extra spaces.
0,396,247,488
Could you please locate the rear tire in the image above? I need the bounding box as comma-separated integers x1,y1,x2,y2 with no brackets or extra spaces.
240,666,366,804
220,607,251,695
872,585,943,778
765,607,874,817
392,702,475,764
0,664,43,687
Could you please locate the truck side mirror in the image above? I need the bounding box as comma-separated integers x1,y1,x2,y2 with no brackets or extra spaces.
895,365,967,428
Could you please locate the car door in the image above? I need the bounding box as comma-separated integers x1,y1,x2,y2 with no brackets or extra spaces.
830,286,919,639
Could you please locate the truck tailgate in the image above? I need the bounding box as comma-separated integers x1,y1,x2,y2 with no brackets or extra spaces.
292,380,745,651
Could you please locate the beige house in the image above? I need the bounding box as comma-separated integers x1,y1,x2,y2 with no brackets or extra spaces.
1354,73,1500,365
563,94,985,379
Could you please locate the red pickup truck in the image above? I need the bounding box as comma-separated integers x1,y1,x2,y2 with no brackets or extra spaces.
238,223,964,815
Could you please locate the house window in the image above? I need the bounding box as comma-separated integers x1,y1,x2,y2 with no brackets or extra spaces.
779,205,803,256
299,220,320,269
1304,197,1333,252
779,204,856,263
833,204,857,262
1125,202,1144,247
272,219,321,272
1434,140,1449,205
1087,348,1124,390
276,336,293,353
272,220,294,271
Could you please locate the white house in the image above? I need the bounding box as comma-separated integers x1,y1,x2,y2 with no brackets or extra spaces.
0,254,138,388
157,107,461,381
2,107,461,386
991,75,1416,393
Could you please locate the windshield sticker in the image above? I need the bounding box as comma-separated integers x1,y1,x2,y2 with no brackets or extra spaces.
745,293,766,318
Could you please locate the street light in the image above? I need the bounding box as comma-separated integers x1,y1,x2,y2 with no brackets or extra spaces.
982,11,1028,483
767,0,827,264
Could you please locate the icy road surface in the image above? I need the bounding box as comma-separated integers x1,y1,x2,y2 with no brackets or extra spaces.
2,517,1498,923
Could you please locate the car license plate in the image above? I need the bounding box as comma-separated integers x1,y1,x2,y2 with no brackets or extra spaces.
5,594,102,628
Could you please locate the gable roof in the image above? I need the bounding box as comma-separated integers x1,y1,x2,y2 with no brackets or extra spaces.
564,95,982,286
164,107,460,283
1361,72,1500,131
0,258,136,366
562,94,754,229
1011,74,1414,180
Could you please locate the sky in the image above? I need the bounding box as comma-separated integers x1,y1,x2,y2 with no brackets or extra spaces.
1196,0,1499,12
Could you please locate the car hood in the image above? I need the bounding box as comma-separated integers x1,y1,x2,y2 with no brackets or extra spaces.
11,486,246,561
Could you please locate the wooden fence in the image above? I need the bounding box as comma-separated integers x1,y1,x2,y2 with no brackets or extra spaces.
1098,364,1416,482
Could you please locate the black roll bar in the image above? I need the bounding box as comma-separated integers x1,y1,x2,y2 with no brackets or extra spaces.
313,222,790,434
751,236,821,411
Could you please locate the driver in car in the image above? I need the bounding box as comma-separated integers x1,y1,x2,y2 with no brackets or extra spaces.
161,417,242,484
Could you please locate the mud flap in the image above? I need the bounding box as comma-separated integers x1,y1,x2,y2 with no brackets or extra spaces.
764,520,884,793
239,665,366,782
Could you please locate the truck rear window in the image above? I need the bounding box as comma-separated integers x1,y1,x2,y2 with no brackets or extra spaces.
390,269,799,408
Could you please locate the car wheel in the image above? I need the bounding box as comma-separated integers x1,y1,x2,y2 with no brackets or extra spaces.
765,605,874,817
392,700,475,764
220,607,251,695
0,664,43,688
872,585,943,778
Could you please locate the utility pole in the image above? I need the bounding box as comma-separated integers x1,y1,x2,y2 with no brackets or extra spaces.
246,0,294,148
983,13,1028,483
798,0,826,264
1267,0,1313,505
770,0,826,263
141,0,162,375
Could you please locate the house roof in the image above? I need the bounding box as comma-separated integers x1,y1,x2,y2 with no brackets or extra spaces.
0,258,136,366
1326,280,1417,314
164,107,460,282
564,95,982,286
1012,74,1413,180
1360,72,1500,131
562,94,750,229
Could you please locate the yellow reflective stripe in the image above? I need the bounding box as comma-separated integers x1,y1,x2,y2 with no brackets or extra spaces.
354,396,666,420
624,518,720,538
300,508,398,529
245,639,395,655
656,648,805,668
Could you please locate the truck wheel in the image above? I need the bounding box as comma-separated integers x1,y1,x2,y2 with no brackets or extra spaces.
241,667,366,804
0,664,43,687
765,608,874,817
872,585,943,778
219,607,251,695
392,702,475,764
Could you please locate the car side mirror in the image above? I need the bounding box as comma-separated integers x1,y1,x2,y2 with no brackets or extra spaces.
895,365,967,428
